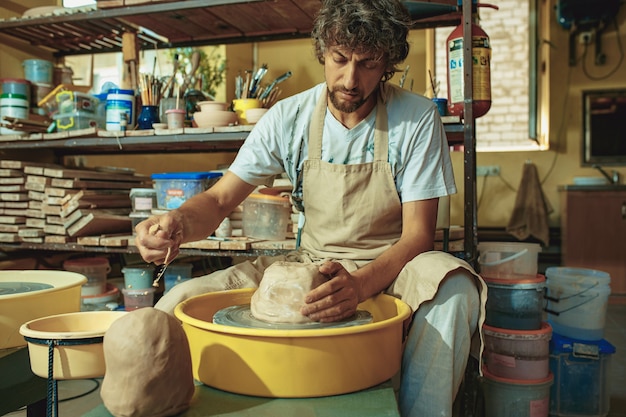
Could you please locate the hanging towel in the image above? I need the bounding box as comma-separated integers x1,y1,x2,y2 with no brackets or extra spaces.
506,162,553,246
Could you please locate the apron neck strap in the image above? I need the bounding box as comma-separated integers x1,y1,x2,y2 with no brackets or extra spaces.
308,85,389,161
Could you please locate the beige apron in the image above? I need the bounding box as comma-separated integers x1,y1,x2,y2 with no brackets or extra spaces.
300,88,486,363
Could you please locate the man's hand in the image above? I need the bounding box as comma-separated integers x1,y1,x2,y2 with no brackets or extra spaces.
134,212,184,265
300,261,361,322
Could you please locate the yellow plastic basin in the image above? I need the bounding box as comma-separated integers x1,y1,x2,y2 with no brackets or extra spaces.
19,310,127,379
175,288,412,398
0,270,87,349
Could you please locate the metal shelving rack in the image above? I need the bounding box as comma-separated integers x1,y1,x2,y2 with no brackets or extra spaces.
0,0,477,266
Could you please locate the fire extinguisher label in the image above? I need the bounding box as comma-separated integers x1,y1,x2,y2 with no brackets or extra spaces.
448,36,491,104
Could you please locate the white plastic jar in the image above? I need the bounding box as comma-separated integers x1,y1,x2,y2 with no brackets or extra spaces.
105,88,135,131
0,93,29,135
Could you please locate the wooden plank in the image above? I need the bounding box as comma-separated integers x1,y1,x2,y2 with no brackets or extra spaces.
0,233,20,242
0,177,25,185
25,218,45,228
20,236,44,243
50,178,146,189
28,201,42,210
77,235,101,245
27,191,46,201
43,224,70,235
100,235,131,247
46,215,64,225
0,224,20,233
1,201,28,209
0,168,23,177
0,215,26,224
18,228,45,238
43,167,149,182
0,160,56,170
67,212,132,237
251,239,297,250
180,239,221,250
42,204,62,216
25,209,46,219
45,235,76,244
0,184,26,192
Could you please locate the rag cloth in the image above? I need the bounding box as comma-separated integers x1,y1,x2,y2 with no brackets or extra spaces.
506,162,552,246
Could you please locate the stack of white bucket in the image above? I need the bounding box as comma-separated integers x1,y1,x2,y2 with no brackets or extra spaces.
544,267,615,417
478,241,553,417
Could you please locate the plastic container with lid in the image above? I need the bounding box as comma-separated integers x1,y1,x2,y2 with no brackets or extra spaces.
483,322,552,380
152,171,223,210
1,78,31,97
22,59,53,84
545,267,611,341
106,88,135,132
129,188,157,212
122,265,155,289
0,93,29,135
63,257,111,296
549,333,615,417
56,90,99,114
484,274,546,331
164,263,193,294
478,241,542,280
242,193,292,240
53,110,105,131
482,367,553,417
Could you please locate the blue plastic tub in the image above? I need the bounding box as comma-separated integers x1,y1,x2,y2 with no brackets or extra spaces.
549,333,615,417
152,172,222,210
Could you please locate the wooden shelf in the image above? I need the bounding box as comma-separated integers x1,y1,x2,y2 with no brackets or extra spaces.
0,121,465,155
0,0,460,57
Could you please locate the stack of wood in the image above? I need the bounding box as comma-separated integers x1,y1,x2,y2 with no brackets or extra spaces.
0,160,150,244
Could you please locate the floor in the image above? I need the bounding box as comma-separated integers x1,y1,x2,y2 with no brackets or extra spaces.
6,304,626,417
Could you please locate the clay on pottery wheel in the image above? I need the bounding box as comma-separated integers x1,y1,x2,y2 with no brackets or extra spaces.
251,262,328,323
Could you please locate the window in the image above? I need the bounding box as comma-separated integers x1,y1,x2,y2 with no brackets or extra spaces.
434,0,543,151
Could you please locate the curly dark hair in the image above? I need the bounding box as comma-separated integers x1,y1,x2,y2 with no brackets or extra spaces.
311,0,411,82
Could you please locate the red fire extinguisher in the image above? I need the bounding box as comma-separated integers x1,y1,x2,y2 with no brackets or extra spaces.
446,1,498,119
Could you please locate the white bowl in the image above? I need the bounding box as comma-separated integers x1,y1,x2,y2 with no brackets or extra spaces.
193,110,237,128
197,101,229,112
245,107,269,124
20,310,127,379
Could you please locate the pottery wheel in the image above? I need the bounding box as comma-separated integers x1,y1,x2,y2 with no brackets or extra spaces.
0,282,53,296
213,304,373,330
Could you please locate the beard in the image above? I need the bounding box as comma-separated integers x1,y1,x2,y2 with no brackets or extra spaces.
328,86,368,113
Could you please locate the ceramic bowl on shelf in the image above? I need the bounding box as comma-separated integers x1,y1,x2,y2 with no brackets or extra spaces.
193,110,237,128
197,101,229,112
245,107,269,124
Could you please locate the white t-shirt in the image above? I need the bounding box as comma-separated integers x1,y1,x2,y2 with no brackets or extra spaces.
229,82,456,210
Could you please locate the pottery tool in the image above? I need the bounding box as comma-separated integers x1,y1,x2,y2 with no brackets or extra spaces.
149,223,171,287
259,71,292,100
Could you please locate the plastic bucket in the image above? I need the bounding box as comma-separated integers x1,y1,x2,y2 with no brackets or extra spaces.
1,78,31,97
0,93,29,135
482,368,553,417
545,267,611,341
22,59,53,84
63,257,111,296
478,242,541,280
484,275,546,330
483,322,552,380
122,287,155,311
242,193,291,240
122,266,155,289
163,263,193,293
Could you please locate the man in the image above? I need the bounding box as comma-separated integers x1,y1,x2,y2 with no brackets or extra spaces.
135,0,486,415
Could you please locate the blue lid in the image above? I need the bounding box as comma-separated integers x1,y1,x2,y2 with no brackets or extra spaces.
550,332,616,355
151,171,223,180
107,88,135,95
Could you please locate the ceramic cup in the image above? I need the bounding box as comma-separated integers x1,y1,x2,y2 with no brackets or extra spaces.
232,98,262,125
432,97,448,117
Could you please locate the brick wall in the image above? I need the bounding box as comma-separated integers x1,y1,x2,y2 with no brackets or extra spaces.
435,0,539,150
